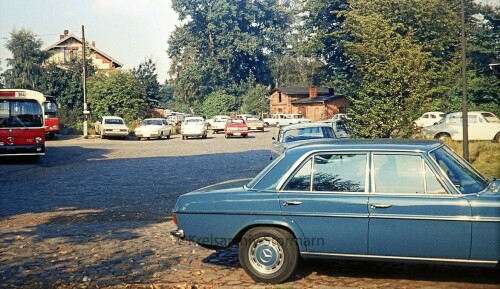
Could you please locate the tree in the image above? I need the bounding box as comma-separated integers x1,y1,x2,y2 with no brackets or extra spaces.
132,57,161,107
3,28,49,89
239,76,269,115
87,71,148,123
301,0,352,86
200,91,237,118
168,0,292,109
343,0,434,138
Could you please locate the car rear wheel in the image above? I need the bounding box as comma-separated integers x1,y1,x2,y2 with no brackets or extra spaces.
494,132,500,143
239,227,299,284
167,132,171,139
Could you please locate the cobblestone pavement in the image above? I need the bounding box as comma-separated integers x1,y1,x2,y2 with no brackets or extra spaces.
1,131,499,288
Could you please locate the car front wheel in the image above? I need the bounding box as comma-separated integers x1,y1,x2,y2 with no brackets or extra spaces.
239,227,299,284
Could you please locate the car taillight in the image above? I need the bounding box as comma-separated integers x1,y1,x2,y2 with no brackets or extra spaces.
172,213,178,225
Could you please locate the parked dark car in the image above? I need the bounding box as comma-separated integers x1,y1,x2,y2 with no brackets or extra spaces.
271,122,337,159
171,139,500,283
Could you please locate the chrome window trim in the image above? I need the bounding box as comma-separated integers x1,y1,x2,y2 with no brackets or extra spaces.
278,151,370,194
300,252,498,265
370,152,453,196
427,145,489,195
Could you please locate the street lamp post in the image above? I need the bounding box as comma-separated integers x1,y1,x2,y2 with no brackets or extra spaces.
82,25,89,137
460,0,469,161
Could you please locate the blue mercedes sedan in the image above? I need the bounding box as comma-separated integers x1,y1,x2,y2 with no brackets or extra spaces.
171,139,500,283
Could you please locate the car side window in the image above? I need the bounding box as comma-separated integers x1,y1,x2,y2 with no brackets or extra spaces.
425,163,447,194
283,153,367,192
313,154,366,192
283,158,312,191
373,154,425,195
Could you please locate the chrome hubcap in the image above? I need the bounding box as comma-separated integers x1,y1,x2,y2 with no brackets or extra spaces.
248,236,284,274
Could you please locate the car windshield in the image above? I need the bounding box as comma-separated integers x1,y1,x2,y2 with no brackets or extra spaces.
283,126,334,142
430,146,488,194
143,119,163,125
186,119,203,124
105,118,124,125
481,112,500,123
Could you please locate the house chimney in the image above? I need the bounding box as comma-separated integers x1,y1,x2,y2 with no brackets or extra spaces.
309,85,317,99
60,29,69,40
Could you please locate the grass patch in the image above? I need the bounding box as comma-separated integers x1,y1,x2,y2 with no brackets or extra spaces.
443,140,500,178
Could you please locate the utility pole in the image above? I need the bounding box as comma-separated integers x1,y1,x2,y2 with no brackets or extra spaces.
82,25,89,137
461,0,469,161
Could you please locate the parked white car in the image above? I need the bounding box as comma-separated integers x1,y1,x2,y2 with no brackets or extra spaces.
135,118,172,140
414,111,446,127
263,114,311,127
95,116,129,139
181,116,207,140
423,111,500,142
206,115,230,134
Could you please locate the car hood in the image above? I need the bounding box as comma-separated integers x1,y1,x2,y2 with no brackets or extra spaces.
480,179,500,196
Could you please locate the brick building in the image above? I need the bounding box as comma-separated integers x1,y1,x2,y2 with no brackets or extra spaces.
268,86,349,121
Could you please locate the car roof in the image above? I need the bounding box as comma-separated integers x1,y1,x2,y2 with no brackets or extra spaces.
281,122,332,130
287,139,443,155
103,116,123,119
447,111,493,116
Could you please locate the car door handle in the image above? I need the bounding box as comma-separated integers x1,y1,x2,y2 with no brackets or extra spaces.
370,204,392,209
283,201,303,206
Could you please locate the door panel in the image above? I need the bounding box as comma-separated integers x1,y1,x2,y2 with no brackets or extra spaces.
368,154,472,259
279,153,370,254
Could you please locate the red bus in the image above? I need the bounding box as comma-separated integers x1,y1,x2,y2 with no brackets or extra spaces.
0,89,46,161
43,95,60,139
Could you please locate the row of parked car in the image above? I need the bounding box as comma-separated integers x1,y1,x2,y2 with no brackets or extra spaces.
94,114,268,140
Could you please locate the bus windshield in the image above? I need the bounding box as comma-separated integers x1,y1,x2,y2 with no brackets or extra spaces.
0,99,43,128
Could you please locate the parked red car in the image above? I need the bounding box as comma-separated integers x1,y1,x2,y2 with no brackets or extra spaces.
224,118,249,138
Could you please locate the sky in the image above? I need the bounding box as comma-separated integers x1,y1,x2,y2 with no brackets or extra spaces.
0,0,180,83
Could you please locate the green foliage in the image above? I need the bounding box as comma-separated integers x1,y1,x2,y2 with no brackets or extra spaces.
344,0,434,138
132,57,161,107
2,28,49,89
239,76,269,115
168,0,292,109
200,91,237,118
87,71,148,123
301,0,352,84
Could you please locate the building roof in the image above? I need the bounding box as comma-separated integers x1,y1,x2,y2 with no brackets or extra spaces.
270,87,333,96
292,94,346,104
44,33,123,68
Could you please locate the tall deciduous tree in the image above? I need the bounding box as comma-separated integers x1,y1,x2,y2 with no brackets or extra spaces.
132,57,161,107
301,0,351,86
168,0,292,110
87,71,148,122
3,28,49,89
343,0,435,138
